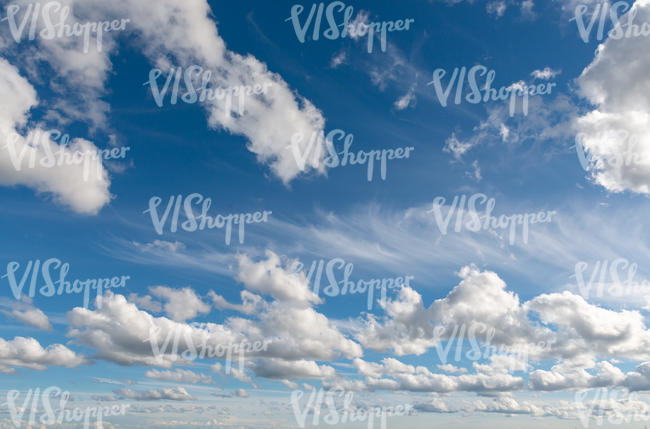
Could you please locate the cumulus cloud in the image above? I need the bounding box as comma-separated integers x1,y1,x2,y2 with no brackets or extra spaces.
251,359,335,380
66,251,361,374
236,250,321,307
0,336,88,373
574,1,650,194
149,286,211,322
0,58,111,214
349,265,650,394
127,293,163,313
22,0,329,185
0,298,52,330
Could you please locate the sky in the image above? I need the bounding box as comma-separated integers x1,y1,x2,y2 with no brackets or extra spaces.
1,0,650,427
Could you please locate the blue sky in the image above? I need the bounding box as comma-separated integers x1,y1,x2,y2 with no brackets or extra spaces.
2,0,650,427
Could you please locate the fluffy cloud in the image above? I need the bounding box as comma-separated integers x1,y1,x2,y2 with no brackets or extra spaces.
0,58,111,213
355,266,546,356
251,358,335,380
574,1,650,194
353,356,525,393
529,360,625,391
348,265,650,394
66,293,245,367
236,250,321,307
0,336,87,373
66,252,361,374
149,286,211,322
0,298,52,330
356,265,650,366
526,291,650,361
7,0,328,184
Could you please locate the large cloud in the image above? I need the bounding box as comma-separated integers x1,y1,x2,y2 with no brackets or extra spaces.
0,58,111,213
66,251,361,377
2,0,329,185
574,0,650,193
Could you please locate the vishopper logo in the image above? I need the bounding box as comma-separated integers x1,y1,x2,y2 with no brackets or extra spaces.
431,322,496,366
291,258,414,311
427,65,556,117
1,386,129,429
1,1,130,53
144,193,272,246
575,388,650,427
290,388,413,429
1,258,129,309
574,131,648,171
143,65,275,112
143,320,271,375
286,1,415,53
572,1,650,44
572,258,650,301
2,128,130,182
428,322,549,367
428,193,557,246
289,129,415,181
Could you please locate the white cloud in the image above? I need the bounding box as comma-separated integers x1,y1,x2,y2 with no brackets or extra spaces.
437,364,468,374
330,51,347,69
0,298,52,330
574,1,650,194
486,1,507,18
80,0,327,184
531,67,561,80
394,87,416,110
520,0,536,19
67,252,362,371
114,387,193,401
3,0,329,187
443,133,475,160
0,336,87,373
0,58,111,214
236,250,321,307
127,293,163,313
149,286,211,322
145,368,214,384
209,290,263,315
133,240,186,253
251,358,335,380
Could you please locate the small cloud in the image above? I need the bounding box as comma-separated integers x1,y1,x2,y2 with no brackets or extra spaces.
465,160,482,182
520,0,536,19
0,298,52,331
127,293,163,313
530,67,560,80
444,133,474,160
394,87,416,111
486,1,507,18
437,364,468,374
133,240,186,253
330,51,347,69
114,387,193,401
